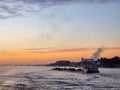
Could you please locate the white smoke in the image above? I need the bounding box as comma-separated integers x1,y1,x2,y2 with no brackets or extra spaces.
91,48,103,61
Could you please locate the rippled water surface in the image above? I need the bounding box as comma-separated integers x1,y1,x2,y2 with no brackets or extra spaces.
0,66,120,90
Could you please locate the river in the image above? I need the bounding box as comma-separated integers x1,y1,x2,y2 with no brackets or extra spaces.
0,66,120,90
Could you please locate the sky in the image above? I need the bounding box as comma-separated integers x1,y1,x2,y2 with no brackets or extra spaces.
0,0,120,64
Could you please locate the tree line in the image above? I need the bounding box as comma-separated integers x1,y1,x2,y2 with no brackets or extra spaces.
49,56,120,68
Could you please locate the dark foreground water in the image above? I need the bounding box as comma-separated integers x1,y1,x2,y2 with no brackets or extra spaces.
0,66,120,90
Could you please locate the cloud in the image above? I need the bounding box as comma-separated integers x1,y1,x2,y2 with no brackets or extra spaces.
0,0,119,19
0,47,120,57
22,48,94,53
22,47,120,53
104,47,120,50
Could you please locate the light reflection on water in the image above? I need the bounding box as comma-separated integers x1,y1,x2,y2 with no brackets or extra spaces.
0,66,120,90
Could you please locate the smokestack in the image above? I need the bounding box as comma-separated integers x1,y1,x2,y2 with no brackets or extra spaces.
91,48,103,61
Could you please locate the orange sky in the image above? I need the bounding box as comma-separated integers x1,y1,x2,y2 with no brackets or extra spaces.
0,1,120,64
0,47,120,64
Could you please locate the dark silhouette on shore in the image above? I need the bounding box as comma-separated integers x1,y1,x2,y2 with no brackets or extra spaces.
98,56,120,67
49,56,120,68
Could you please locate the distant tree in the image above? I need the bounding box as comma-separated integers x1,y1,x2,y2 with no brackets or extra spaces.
50,60,71,66
49,56,120,67
99,56,120,67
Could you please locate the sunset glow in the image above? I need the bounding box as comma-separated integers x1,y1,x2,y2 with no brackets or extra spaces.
0,48,120,64
0,0,120,64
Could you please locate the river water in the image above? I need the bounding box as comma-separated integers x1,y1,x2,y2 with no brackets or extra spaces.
0,66,120,90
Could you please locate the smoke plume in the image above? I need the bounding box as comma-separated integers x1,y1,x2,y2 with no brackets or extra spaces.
91,48,103,61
